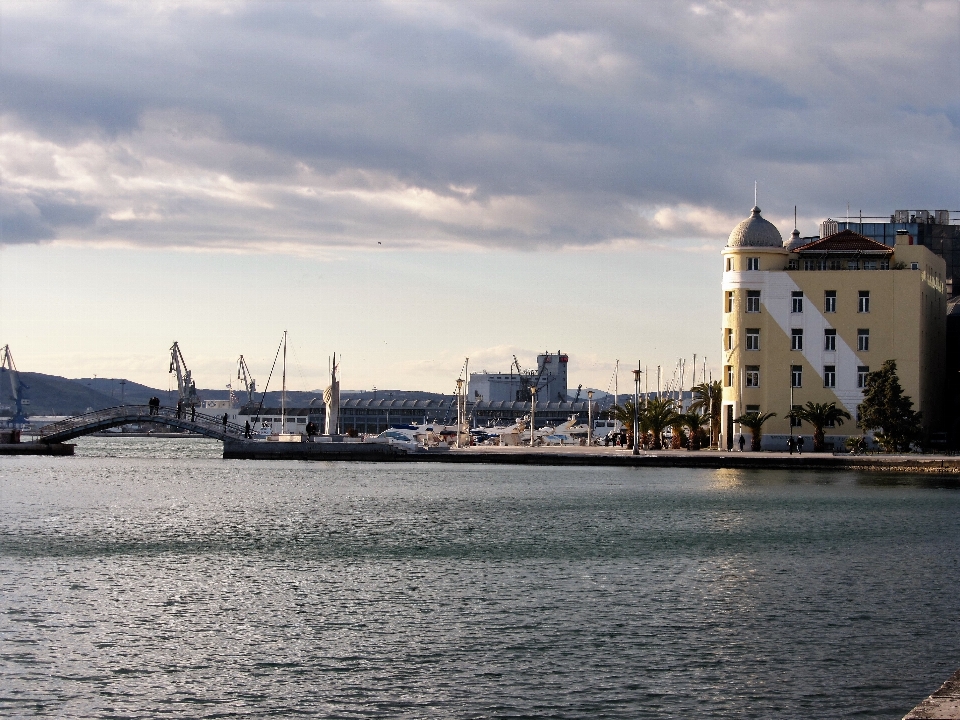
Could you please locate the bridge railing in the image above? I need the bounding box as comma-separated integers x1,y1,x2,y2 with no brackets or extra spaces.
37,404,249,441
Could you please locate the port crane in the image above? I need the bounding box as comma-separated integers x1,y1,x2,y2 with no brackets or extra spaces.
236,355,257,405
511,354,548,402
0,345,29,427
169,342,201,407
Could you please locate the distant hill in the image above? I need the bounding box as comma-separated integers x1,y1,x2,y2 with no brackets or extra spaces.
0,373,455,417
76,377,171,406
1,373,124,416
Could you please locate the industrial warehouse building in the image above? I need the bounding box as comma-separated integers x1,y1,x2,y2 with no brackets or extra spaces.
237,397,591,435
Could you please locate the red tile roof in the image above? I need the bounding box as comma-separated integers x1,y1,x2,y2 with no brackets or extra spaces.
793,229,893,254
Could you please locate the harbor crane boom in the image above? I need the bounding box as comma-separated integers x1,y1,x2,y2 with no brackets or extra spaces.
169,342,200,406
511,353,550,402
236,355,256,405
0,345,29,426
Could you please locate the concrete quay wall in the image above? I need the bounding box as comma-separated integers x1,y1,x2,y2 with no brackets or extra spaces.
412,447,960,473
218,440,960,473
0,442,74,456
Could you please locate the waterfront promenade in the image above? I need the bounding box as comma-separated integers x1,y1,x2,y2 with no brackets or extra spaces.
426,445,960,474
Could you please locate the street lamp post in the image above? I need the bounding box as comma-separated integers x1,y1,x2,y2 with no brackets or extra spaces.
456,378,463,449
633,366,642,456
587,390,594,446
529,386,537,447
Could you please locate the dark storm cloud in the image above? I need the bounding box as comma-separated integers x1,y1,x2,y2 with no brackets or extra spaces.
1,1,957,250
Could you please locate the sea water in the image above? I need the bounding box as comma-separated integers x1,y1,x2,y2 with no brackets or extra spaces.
2,437,959,718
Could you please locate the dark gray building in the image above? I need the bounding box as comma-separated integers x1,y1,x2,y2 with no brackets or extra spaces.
826,209,960,297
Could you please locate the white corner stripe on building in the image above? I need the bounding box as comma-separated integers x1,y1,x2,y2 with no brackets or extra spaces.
723,271,865,413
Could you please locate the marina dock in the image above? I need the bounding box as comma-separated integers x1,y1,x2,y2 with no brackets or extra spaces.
220,440,960,473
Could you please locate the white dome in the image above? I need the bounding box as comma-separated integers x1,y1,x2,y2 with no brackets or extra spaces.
784,227,805,251
726,206,783,248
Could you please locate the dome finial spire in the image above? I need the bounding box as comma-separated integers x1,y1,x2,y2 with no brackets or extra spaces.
754,181,757,208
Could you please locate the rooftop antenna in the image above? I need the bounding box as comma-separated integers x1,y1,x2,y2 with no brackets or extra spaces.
754,181,758,207
794,205,797,231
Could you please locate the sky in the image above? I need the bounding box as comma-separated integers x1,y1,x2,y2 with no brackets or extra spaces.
1,0,958,394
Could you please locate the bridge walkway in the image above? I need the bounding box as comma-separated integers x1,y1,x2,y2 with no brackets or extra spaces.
38,405,248,443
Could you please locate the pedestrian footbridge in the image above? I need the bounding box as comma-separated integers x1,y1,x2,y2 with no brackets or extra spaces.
38,405,247,444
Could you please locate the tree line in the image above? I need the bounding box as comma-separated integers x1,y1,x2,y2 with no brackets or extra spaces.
606,360,922,453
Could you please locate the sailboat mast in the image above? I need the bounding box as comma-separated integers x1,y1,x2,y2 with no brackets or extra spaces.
281,330,287,427
614,359,619,409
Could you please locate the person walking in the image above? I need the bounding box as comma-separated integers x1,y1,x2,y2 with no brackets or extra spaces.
797,435,805,455
787,436,794,455
191,405,196,422
222,413,228,432
738,433,745,452
244,420,251,439
176,400,183,420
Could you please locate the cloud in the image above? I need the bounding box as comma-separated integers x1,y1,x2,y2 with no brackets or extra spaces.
1,1,957,251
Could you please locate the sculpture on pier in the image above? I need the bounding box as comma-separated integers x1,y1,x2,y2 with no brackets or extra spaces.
323,353,340,435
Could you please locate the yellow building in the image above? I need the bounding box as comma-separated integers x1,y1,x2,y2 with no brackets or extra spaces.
720,206,946,450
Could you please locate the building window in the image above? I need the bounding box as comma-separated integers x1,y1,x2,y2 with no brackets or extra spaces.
824,329,836,351
880,259,890,270
725,365,734,387
791,291,803,313
847,260,859,270
725,328,733,350
805,259,827,271
791,328,803,350
911,262,919,270
857,329,869,352
746,290,761,313
825,291,836,313
746,405,760,413
726,257,733,272
858,291,870,313
823,365,836,388
745,366,760,387
828,259,844,270
857,365,870,388
791,365,802,388
863,260,877,270
787,259,798,270
746,329,760,351
747,257,760,271
790,404,802,427
726,291,734,313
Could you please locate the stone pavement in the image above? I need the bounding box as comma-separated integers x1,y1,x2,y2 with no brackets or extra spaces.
904,670,960,719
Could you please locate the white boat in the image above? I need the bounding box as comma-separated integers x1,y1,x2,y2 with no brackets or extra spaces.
538,415,590,446
365,424,450,452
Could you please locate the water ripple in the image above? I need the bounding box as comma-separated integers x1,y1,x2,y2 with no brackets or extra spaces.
1,441,959,718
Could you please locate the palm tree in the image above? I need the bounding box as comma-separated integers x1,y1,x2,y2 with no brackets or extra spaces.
788,401,851,452
733,411,777,451
670,418,687,449
609,400,637,448
645,397,678,450
680,411,709,450
689,380,723,448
